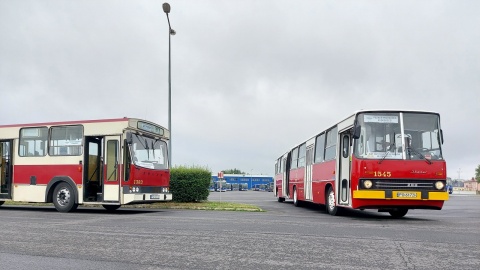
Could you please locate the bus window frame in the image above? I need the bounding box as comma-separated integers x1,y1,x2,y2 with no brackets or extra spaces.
314,133,325,164
18,126,48,157
48,125,84,156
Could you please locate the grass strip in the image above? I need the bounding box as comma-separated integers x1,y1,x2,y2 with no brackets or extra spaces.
2,201,264,212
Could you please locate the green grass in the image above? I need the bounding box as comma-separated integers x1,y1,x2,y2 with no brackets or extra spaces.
2,200,264,212
136,201,264,211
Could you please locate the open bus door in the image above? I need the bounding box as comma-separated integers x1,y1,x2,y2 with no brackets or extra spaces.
0,140,13,200
103,136,120,202
84,136,121,203
84,137,102,202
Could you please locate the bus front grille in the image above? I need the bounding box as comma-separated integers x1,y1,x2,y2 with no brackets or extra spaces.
360,179,445,191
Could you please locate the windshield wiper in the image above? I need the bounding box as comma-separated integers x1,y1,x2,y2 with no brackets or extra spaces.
378,143,396,164
133,134,148,148
145,139,150,159
407,147,432,164
151,140,156,159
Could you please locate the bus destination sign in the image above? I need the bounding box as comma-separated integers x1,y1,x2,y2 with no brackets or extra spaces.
137,121,164,136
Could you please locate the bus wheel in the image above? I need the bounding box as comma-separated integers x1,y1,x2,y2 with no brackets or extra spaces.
0,201,4,206
53,182,78,213
103,205,121,211
389,209,408,218
277,197,285,202
326,186,341,216
293,187,301,207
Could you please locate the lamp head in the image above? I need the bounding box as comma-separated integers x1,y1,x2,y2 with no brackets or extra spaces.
162,3,171,14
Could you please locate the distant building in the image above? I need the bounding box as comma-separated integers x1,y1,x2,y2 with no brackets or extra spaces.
211,174,273,191
464,177,479,192
451,179,464,187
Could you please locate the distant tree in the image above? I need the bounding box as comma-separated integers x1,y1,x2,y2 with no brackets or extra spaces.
475,164,480,183
222,168,245,174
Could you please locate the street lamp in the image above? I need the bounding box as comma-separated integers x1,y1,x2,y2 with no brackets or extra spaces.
162,3,175,166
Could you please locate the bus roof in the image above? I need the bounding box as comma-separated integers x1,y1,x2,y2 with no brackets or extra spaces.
353,109,439,115
0,117,130,128
0,117,169,139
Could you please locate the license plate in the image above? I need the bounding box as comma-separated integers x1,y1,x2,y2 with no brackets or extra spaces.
396,192,417,198
150,194,161,199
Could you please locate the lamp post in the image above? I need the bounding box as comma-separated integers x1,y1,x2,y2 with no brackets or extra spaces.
162,3,175,166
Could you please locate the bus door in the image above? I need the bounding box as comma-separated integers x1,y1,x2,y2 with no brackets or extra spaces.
0,140,13,199
338,131,351,206
305,145,314,200
103,136,120,202
84,137,102,202
283,152,291,197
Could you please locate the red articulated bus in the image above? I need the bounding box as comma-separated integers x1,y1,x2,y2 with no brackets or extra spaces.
274,110,449,218
0,118,171,212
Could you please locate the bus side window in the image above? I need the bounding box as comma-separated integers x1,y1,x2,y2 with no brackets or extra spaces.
19,127,48,157
314,133,325,163
324,126,338,160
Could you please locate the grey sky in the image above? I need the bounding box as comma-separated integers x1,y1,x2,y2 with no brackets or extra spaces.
1,0,479,179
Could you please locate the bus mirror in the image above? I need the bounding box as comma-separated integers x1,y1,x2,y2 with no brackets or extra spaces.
126,133,132,144
353,125,361,139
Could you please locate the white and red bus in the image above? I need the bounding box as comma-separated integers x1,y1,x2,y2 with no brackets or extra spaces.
274,110,449,218
0,117,171,212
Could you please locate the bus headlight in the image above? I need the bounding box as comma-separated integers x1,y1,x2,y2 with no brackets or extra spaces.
363,180,373,189
435,181,445,190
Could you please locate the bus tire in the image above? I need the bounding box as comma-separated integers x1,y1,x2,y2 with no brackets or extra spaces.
389,209,408,218
103,205,121,211
277,196,285,202
52,182,78,213
326,186,341,216
293,187,301,207
0,201,4,206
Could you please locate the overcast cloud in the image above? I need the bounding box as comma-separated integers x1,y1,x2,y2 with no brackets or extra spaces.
1,0,479,179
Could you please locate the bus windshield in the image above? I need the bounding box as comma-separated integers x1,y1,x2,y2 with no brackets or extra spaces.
354,112,443,161
130,134,168,169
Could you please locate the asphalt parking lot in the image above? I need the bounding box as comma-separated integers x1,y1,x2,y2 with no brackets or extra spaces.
1,191,479,270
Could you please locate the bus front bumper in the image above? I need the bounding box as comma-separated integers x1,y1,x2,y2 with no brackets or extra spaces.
353,190,449,201
123,193,173,204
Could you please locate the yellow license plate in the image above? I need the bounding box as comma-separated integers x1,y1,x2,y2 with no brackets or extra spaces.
393,191,420,199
